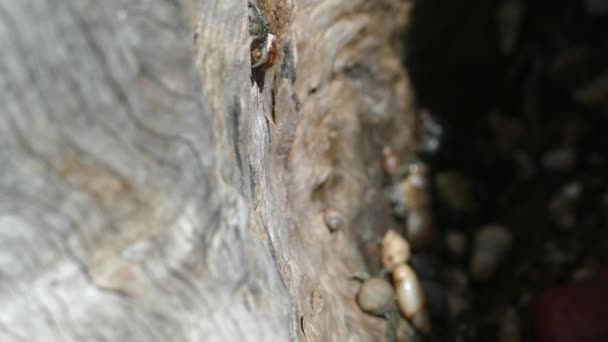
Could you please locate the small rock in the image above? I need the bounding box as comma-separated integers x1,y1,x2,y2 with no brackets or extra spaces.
498,307,521,342
446,293,470,318
497,0,524,55
562,181,582,200
470,224,513,281
548,195,576,228
542,147,576,171
572,258,600,280
442,268,470,318
435,171,476,212
442,268,469,295
548,182,581,229
356,277,396,316
445,230,467,256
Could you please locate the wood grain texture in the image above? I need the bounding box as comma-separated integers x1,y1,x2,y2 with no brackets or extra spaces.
0,0,415,341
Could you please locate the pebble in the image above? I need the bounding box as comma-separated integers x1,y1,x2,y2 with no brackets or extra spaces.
548,195,576,228
572,258,600,280
470,224,513,281
356,277,396,316
442,268,469,295
562,181,582,200
435,171,476,212
445,230,467,256
498,307,521,342
542,147,576,171
548,181,582,228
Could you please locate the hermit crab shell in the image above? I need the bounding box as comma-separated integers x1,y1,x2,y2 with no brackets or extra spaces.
251,33,278,70
393,264,431,333
381,229,411,270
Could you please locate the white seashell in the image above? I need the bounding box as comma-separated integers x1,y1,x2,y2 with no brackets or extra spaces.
470,224,513,280
393,264,431,333
381,229,411,270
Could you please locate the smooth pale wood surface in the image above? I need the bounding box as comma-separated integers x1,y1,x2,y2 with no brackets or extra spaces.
0,0,414,341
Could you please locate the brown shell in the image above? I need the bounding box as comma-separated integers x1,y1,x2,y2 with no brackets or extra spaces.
250,34,279,70
263,34,278,69
381,229,411,270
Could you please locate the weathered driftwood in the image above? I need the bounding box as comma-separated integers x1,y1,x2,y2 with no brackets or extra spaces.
0,0,414,340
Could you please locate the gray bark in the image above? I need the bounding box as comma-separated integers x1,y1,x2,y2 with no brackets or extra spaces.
0,0,414,341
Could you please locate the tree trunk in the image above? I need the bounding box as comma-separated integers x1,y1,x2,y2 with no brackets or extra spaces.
0,0,414,341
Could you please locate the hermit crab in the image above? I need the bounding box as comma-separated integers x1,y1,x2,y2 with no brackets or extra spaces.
248,1,278,69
